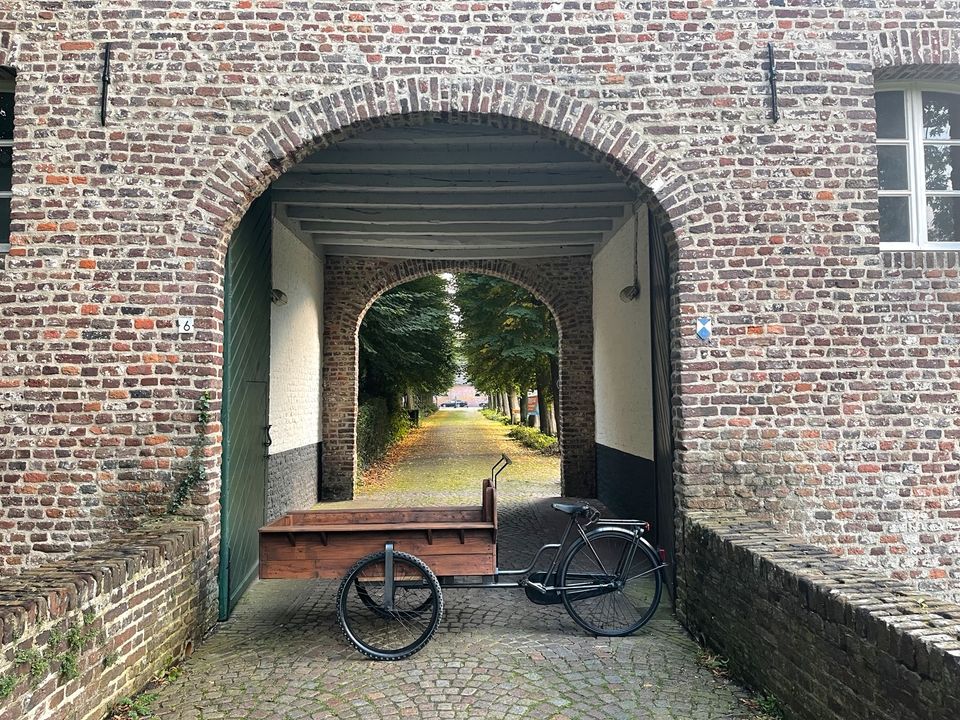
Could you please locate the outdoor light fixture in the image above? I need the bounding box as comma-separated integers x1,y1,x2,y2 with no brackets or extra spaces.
271,288,289,306
619,209,641,303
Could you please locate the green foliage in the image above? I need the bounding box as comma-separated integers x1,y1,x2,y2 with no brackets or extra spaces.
0,674,18,700
480,408,510,424
356,398,412,469
110,692,160,720
507,425,559,455
455,274,558,405
169,391,211,513
14,649,49,686
756,694,784,719
359,276,457,402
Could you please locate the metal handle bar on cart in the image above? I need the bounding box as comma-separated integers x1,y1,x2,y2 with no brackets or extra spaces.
490,453,512,488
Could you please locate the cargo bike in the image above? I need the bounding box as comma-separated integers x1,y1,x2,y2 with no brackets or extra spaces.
259,455,666,660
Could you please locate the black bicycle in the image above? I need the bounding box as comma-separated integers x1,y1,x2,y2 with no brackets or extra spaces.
261,455,667,660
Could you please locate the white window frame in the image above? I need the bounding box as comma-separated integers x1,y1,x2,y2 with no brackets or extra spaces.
0,74,11,253
876,82,960,251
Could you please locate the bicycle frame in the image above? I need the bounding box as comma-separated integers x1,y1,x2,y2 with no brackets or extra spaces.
440,508,666,592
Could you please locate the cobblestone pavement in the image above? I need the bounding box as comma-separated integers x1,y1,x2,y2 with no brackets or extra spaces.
149,412,761,720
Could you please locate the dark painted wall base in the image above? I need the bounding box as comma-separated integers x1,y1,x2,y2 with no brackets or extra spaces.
266,442,321,523
595,443,659,541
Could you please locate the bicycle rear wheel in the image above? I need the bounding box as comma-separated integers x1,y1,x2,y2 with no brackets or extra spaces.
558,527,662,636
336,550,443,660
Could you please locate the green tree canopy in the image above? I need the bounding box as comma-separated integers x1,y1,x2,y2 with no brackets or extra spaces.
454,274,558,396
358,275,457,404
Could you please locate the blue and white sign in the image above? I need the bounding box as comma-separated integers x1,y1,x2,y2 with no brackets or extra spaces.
696,317,712,342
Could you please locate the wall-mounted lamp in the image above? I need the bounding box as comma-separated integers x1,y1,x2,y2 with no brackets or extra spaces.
619,209,641,303
271,288,289,306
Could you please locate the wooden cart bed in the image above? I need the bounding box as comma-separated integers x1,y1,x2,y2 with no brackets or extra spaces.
260,479,497,579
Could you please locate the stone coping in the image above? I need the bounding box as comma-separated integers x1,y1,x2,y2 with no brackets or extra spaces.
684,512,960,718
0,520,204,645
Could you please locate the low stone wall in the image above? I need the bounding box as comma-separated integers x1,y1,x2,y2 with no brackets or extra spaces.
680,513,960,720
0,520,210,720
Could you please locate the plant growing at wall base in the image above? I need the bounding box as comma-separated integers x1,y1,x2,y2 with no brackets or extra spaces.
169,391,211,513
0,674,18,700
109,692,160,720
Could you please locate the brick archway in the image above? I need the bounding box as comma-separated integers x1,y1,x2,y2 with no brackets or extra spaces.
322,256,594,500
186,77,701,530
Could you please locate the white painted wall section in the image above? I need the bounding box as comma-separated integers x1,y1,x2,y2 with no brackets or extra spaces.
592,210,654,459
269,218,323,455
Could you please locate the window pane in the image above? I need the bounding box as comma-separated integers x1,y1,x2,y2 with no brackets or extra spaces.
926,195,960,243
922,91,960,141
878,145,909,190
876,91,906,139
924,144,960,191
0,146,10,191
0,91,11,141
0,196,9,245
878,196,911,243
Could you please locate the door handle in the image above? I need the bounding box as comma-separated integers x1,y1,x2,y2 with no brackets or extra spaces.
264,425,272,448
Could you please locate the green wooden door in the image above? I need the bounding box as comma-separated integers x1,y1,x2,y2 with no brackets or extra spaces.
220,191,272,620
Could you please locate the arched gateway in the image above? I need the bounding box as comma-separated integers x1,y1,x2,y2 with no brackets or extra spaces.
204,79,696,614
321,256,593,501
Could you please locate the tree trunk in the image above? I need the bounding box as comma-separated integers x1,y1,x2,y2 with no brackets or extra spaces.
501,390,510,418
547,400,558,436
518,387,528,425
536,385,551,436
508,387,519,424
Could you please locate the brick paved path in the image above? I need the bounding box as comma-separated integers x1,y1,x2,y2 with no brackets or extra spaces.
149,411,761,719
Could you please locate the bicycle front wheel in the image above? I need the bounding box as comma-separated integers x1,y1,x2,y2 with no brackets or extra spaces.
558,527,662,637
336,550,443,660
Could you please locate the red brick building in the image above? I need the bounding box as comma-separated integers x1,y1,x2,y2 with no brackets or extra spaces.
0,4,959,718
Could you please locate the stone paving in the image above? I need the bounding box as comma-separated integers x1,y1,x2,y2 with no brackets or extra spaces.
148,411,763,720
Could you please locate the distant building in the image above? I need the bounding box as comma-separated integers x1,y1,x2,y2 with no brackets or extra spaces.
436,384,486,408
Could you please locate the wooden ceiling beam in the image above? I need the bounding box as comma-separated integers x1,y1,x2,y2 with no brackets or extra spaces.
284,206,626,223
302,220,611,234
272,189,636,207
321,245,596,259
308,233,601,247
273,172,625,192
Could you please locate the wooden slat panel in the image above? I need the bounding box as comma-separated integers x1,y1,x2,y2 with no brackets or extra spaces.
222,190,272,618
281,507,483,525
261,522,495,534
261,551,495,580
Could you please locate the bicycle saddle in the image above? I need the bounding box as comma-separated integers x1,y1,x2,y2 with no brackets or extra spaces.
552,502,592,516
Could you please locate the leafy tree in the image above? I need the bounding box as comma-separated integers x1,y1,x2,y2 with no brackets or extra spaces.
358,275,457,406
454,274,559,434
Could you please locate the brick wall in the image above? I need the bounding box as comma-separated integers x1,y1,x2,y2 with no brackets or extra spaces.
0,4,956,603
322,255,594,500
680,513,960,720
266,444,319,524
0,521,209,720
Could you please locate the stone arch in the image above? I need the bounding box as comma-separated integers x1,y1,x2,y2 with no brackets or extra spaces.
188,78,703,260
193,77,702,533
322,256,594,500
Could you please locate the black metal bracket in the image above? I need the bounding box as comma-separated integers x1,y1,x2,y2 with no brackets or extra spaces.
383,542,395,611
767,42,780,123
100,43,112,127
